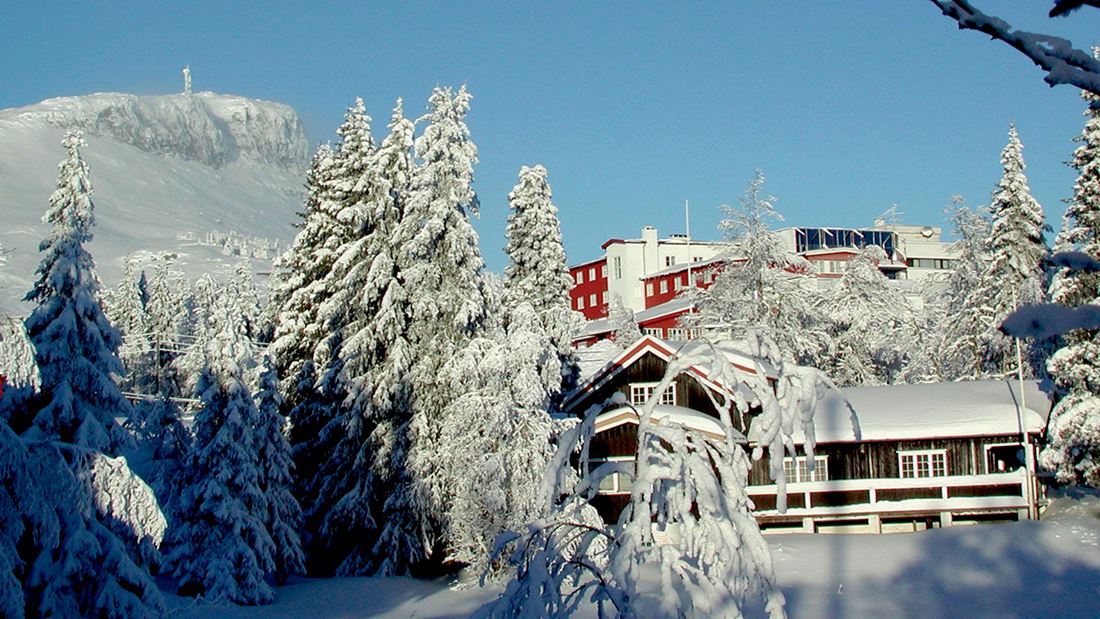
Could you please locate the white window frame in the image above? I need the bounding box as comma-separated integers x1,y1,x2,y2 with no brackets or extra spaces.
646,282,654,297
665,256,676,267
783,455,829,483
589,267,596,281
659,280,668,294
601,264,608,278
589,293,597,306
666,327,687,340
629,381,676,406
984,442,1026,474
577,296,585,310
899,449,948,479
601,290,608,305
591,456,634,495
642,327,663,337
576,271,584,284
614,256,622,279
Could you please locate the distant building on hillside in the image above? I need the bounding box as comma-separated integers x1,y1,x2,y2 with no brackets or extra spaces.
568,220,956,346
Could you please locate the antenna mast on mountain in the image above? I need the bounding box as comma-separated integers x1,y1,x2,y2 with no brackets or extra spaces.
183,66,192,95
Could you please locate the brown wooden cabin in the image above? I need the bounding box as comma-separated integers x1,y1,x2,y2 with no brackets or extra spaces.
563,336,1048,533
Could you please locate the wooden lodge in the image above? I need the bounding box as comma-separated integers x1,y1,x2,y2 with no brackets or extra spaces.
562,336,1048,533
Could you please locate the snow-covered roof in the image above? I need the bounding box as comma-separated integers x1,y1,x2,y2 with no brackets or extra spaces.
634,298,694,324
596,405,747,442
749,380,1050,445
641,257,726,280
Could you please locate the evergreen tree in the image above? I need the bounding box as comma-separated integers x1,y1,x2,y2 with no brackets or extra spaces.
824,246,916,386
1044,86,1100,487
503,165,580,369
965,124,1050,378
252,354,305,584
442,303,557,576
278,99,378,574
689,170,826,365
607,294,641,346
400,85,492,561
163,305,274,604
21,130,131,452
328,99,420,575
936,201,994,380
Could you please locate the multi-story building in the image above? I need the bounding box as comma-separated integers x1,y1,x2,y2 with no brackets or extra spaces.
569,220,956,345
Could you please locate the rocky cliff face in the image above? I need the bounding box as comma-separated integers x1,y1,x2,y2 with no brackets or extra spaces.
0,92,309,169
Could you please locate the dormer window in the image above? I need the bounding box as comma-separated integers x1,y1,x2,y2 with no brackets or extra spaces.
629,382,676,406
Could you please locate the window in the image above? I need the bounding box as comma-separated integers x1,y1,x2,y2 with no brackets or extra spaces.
642,327,663,337
592,456,634,495
589,267,596,280
601,291,608,305
589,293,597,306
908,258,953,270
629,382,676,406
673,278,682,291
601,264,607,278
659,280,668,294
985,443,1026,473
666,327,687,340
577,297,585,309
783,456,829,483
664,256,676,267
576,271,584,284
646,282,654,297
899,450,947,479
614,257,623,279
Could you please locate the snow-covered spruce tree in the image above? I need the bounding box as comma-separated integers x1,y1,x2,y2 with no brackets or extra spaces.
253,354,305,584
824,246,916,386
442,302,557,577
503,164,580,390
607,293,641,347
935,201,993,380
484,336,842,618
163,304,275,604
312,99,421,576
1043,85,1100,487
279,99,379,575
19,131,131,452
687,170,826,365
401,85,492,563
967,124,1050,378
230,259,264,341
109,257,155,393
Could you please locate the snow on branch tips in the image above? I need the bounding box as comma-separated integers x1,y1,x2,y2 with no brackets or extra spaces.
931,0,1100,96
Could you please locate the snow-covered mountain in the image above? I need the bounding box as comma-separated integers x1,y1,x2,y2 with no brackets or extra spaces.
0,91,310,312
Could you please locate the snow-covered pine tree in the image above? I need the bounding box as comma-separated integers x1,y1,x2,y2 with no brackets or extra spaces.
252,354,305,584
934,201,993,380
688,170,825,366
965,124,1050,379
19,131,131,453
824,246,916,386
442,303,557,577
503,164,580,390
317,99,420,576
400,85,492,562
1044,84,1100,487
163,304,275,604
278,99,379,575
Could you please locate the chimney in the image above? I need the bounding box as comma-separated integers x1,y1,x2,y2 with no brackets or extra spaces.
642,226,659,274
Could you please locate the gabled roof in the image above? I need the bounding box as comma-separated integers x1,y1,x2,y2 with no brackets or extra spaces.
595,405,748,442
562,335,772,413
747,379,1050,445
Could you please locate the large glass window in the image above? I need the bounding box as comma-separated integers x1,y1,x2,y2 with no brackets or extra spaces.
783,456,829,483
592,456,634,494
899,450,948,478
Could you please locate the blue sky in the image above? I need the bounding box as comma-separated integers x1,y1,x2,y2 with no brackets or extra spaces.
4,2,1100,271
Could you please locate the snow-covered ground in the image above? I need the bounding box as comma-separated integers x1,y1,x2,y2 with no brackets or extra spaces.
167,492,1100,618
